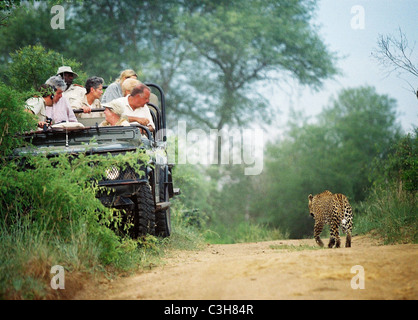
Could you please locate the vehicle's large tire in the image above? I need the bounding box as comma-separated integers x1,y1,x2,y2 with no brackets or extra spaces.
155,171,171,237
132,183,155,237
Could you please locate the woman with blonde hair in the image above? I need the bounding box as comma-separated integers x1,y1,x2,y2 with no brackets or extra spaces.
101,69,137,103
122,78,141,96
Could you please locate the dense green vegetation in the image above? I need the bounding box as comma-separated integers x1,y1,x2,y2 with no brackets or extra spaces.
171,88,416,242
0,0,416,299
0,0,338,133
355,132,417,244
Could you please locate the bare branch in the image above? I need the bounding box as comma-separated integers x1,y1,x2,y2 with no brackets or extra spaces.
372,28,418,98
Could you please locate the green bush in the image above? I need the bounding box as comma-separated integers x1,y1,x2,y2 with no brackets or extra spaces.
355,184,417,244
0,148,152,298
355,130,417,244
0,81,36,157
4,45,87,92
369,128,417,192
204,220,288,244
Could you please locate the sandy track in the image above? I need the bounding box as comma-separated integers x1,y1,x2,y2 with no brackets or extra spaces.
75,236,417,300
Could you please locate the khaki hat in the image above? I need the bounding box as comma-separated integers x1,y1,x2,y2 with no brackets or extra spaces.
56,66,79,78
103,100,125,116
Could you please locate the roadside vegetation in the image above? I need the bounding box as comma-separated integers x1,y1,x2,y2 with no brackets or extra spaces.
0,1,416,300
1,44,416,300
354,132,417,244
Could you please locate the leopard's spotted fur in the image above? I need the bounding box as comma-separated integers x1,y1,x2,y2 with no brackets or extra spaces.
308,190,353,248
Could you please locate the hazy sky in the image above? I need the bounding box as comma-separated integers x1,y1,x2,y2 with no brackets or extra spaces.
270,0,417,136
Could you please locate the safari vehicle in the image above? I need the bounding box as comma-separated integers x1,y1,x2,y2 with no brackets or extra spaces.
14,83,176,238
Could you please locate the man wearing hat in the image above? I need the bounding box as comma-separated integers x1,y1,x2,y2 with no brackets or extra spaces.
99,100,130,127
56,66,86,110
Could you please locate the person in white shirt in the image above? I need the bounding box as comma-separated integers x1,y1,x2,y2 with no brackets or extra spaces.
56,66,86,109
25,77,74,127
111,83,155,132
44,76,77,124
72,76,104,119
25,85,54,128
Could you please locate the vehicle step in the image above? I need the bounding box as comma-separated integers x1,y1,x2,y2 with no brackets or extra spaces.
156,201,171,211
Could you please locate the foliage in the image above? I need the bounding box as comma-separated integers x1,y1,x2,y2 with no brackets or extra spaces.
355,129,417,244
0,81,36,158
205,221,287,245
171,163,217,223
0,0,337,133
0,149,147,248
370,128,417,192
171,161,287,244
248,86,402,238
174,0,338,131
355,184,417,244
4,45,87,92
314,86,402,199
0,85,152,297
0,148,152,298
169,86,406,241
0,0,23,27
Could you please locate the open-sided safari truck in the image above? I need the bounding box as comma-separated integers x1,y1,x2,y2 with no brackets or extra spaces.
14,83,177,238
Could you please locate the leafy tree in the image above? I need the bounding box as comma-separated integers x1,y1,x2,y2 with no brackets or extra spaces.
250,86,402,237
370,128,417,192
4,44,86,91
0,0,337,132
176,0,338,131
317,86,402,199
0,81,35,158
0,0,23,27
0,1,70,79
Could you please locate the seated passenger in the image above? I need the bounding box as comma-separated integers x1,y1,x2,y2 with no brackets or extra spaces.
121,78,140,96
25,76,77,127
122,79,160,108
111,83,155,132
99,101,130,127
25,84,55,128
44,76,78,124
101,69,137,103
72,76,104,118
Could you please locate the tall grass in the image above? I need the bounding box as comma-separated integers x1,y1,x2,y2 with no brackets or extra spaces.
204,221,288,244
355,184,417,244
0,219,102,299
170,200,288,244
0,150,204,299
0,204,204,299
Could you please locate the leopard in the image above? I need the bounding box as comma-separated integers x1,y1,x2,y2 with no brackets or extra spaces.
308,190,353,248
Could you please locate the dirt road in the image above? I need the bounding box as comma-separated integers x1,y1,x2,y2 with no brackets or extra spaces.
75,236,417,300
